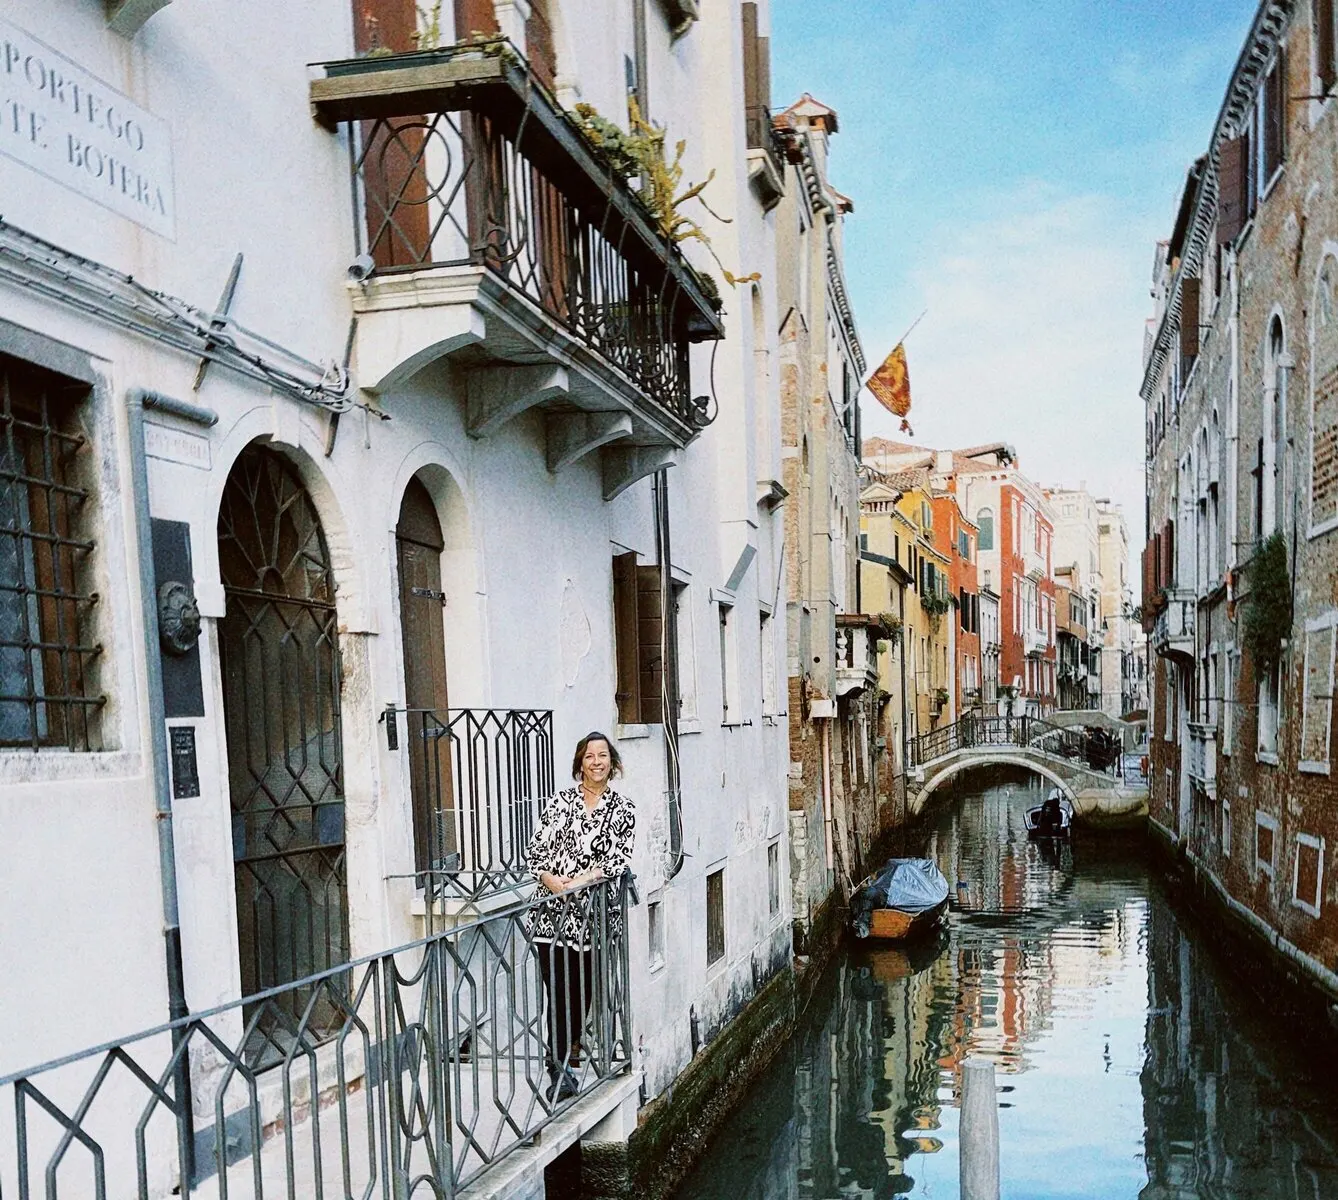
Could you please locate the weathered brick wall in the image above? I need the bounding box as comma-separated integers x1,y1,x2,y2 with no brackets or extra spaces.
1148,9,1338,984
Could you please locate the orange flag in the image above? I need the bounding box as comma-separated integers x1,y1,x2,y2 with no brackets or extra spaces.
868,343,913,434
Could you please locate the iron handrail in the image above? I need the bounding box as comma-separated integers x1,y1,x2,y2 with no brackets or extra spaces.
907,715,1099,769
384,706,554,876
0,876,633,1199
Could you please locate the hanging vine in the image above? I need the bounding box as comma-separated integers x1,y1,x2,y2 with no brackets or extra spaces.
1241,531,1292,670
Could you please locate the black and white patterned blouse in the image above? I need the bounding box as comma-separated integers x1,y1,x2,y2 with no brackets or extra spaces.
524,786,636,944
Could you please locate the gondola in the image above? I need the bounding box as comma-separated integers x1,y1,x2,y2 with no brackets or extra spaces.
850,858,950,941
1025,789,1073,840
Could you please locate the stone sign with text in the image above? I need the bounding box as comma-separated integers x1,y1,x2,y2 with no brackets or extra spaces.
0,18,175,237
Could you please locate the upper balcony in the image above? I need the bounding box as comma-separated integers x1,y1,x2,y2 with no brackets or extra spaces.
1188,721,1217,799
310,40,725,496
745,104,787,212
836,615,885,696
1023,626,1047,657
1023,542,1046,580
1152,589,1195,662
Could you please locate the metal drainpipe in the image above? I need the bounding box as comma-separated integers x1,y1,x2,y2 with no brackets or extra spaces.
127,388,217,1180
821,717,834,877
899,583,909,831
653,468,684,878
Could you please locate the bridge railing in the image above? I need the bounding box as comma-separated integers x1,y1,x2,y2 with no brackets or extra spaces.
908,716,1112,772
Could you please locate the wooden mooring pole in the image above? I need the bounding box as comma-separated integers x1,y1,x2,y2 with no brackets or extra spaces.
960,1057,1000,1200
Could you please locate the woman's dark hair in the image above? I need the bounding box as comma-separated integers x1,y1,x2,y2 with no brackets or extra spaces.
571,731,623,781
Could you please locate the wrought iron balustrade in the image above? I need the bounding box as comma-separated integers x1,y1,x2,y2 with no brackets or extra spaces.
388,706,553,883
0,877,632,1200
310,41,724,434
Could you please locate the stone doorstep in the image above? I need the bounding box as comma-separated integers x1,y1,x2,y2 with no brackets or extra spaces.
457,1073,640,1200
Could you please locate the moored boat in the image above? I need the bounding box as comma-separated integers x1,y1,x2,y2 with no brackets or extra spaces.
850,857,950,941
1025,789,1073,839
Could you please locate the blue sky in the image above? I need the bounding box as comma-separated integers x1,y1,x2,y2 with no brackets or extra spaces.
771,0,1259,546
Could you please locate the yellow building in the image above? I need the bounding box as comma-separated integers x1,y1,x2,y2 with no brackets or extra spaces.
860,471,953,749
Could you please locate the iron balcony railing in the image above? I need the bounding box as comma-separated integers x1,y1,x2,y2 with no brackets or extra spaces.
309,40,724,436
385,706,553,885
744,103,788,170
0,877,632,1200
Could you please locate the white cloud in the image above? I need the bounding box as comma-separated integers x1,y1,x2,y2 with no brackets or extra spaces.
862,182,1150,543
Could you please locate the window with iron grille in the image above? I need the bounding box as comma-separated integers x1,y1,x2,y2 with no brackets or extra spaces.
0,356,102,750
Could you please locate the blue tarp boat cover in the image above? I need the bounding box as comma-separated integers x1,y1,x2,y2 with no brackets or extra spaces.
851,858,950,939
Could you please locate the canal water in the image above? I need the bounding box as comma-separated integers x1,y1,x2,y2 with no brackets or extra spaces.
673,774,1338,1199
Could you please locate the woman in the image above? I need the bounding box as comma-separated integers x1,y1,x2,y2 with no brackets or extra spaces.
524,731,635,1102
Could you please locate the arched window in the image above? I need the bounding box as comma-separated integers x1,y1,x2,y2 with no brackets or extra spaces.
1312,257,1338,532
976,508,994,551
1262,315,1286,537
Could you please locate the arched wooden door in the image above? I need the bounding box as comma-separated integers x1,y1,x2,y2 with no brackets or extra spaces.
396,477,456,871
218,445,348,1025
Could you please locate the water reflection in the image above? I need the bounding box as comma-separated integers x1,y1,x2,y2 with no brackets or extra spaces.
673,774,1338,1199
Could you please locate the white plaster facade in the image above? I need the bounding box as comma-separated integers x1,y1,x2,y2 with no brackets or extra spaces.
0,0,790,1137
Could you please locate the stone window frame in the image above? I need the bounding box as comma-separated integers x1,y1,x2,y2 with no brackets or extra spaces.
646,890,666,973
705,863,727,970
1291,832,1325,918
0,319,135,781
1221,795,1232,860
1307,247,1338,540
1256,660,1280,765
1261,311,1289,540
766,837,781,921
1255,810,1279,879
1299,611,1337,774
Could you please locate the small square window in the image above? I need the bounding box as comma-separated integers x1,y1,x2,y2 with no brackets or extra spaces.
706,868,725,965
768,840,780,916
648,897,665,971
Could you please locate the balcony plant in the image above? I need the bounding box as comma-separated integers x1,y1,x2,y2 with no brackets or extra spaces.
875,611,903,650
921,590,953,618
570,99,750,305
1242,530,1291,670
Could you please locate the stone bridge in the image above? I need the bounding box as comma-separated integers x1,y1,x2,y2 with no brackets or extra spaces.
905,717,1148,827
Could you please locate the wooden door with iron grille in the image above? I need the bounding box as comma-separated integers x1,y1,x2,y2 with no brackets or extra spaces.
397,478,457,871
218,444,348,1047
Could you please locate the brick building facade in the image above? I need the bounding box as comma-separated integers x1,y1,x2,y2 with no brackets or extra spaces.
1142,0,1338,1004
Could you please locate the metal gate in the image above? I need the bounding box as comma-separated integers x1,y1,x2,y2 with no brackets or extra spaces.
217,443,348,1054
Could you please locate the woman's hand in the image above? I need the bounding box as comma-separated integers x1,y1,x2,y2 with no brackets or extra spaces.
539,872,570,894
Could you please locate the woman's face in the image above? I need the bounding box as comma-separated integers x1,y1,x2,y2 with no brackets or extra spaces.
581,739,612,786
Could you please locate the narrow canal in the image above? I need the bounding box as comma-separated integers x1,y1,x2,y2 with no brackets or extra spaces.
673,774,1338,1199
